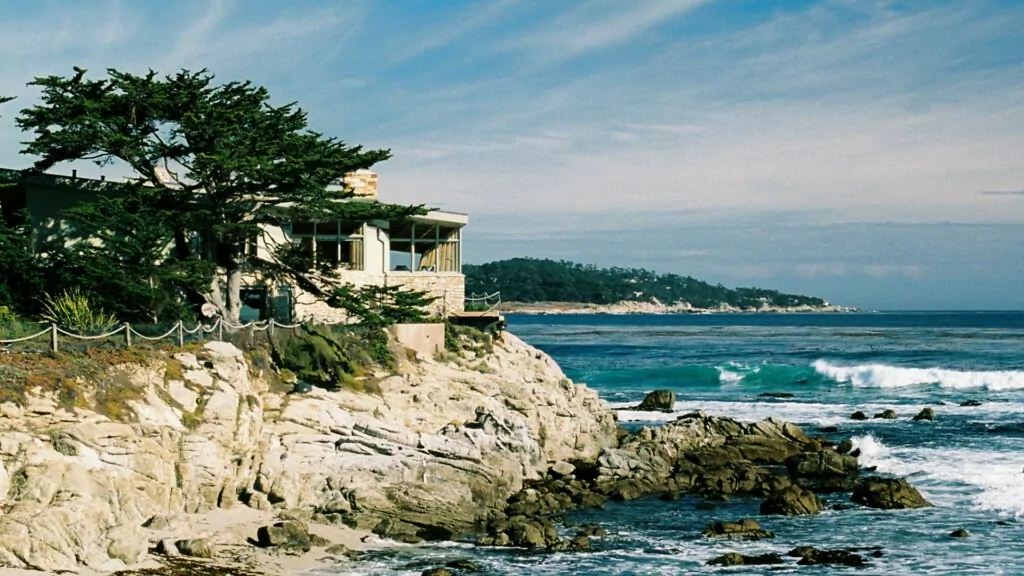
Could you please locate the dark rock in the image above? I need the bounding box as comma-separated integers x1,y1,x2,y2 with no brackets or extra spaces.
758,392,795,399
849,448,862,458
708,552,784,566
290,381,313,394
786,451,859,480
960,399,982,407
257,521,312,551
850,411,869,421
852,477,933,509
576,525,608,538
421,569,456,576
373,517,425,544
831,503,857,511
568,536,591,551
950,528,969,538
702,518,774,540
760,485,824,515
790,547,868,567
658,491,679,502
175,538,215,559
913,408,935,421
818,425,840,433
836,439,854,455
635,389,675,412
873,409,898,420
695,501,718,511
445,559,480,571
995,520,1012,526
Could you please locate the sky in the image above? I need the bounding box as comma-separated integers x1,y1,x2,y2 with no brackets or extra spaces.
0,0,1022,310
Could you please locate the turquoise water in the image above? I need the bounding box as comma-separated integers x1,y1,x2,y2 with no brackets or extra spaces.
326,312,1024,575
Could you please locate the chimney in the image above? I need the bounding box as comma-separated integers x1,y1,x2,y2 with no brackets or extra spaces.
343,169,378,200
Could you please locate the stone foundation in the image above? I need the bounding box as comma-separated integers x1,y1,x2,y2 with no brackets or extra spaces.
292,272,465,323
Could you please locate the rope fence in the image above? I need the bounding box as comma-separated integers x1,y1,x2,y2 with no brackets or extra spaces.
464,292,502,313
0,318,348,355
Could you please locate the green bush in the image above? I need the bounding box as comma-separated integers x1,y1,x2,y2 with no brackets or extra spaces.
39,288,118,335
270,324,390,392
0,305,17,323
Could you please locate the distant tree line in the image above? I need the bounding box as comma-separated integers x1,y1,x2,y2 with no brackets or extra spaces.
464,258,827,309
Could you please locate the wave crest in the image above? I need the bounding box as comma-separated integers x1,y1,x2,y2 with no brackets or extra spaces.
813,360,1024,390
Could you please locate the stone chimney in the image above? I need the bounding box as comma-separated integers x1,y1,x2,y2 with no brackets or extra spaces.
343,169,378,200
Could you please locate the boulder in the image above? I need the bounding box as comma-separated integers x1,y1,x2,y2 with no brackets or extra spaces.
576,525,608,538
760,485,824,515
446,559,480,571
758,392,795,399
155,539,180,557
960,399,982,407
785,451,859,480
789,547,868,567
873,409,898,420
422,569,456,576
175,538,215,559
913,408,935,421
634,390,675,412
707,552,784,566
850,411,868,421
701,518,774,540
257,521,312,551
852,477,932,509
836,439,854,455
950,528,969,538
550,461,576,477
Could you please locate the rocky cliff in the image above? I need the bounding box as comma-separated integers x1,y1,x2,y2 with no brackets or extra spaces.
0,333,617,572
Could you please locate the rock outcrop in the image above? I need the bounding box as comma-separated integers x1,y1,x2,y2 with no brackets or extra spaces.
702,518,774,540
852,477,933,509
0,333,617,571
633,389,675,412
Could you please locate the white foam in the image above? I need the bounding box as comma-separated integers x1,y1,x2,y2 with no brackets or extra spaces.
849,434,1024,517
614,400,908,427
814,360,1024,390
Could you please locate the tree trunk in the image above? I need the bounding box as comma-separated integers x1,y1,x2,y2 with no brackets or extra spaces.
224,256,243,324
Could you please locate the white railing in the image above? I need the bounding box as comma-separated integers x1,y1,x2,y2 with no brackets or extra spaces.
464,292,502,314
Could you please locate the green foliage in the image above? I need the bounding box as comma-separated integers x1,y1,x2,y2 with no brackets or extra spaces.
39,288,118,334
0,208,48,316
270,324,391,392
0,305,17,323
15,67,426,322
464,258,829,309
445,322,494,357
330,283,438,328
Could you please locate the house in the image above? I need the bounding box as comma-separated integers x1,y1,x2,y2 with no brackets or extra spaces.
0,167,468,323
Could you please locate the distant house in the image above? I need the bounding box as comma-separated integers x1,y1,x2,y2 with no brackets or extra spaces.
0,167,468,323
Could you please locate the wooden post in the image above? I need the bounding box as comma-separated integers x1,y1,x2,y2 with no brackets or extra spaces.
125,323,132,347
50,323,58,354
217,320,223,342
177,321,184,348
268,319,275,341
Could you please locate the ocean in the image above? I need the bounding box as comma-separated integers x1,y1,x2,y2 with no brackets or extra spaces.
326,311,1024,575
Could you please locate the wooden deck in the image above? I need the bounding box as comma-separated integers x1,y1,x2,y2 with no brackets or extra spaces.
447,309,506,329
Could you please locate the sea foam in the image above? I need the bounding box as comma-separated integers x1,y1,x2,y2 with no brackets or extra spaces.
813,360,1024,390
849,434,1024,517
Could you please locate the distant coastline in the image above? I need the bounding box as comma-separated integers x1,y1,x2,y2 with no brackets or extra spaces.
502,300,858,315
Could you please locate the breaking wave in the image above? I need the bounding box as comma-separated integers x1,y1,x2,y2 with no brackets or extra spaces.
813,360,1024,390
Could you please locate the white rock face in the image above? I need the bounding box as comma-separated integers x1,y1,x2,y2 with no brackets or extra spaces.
0,333,618,570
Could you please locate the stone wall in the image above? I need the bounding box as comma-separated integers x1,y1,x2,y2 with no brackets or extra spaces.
292,272,465,322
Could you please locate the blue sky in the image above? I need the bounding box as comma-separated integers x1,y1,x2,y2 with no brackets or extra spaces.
1,0,1022,309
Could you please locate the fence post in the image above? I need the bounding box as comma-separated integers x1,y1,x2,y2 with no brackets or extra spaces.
268,319,275,341
177,321,184,348
125,323,132,347
217,319,223,342
50,323,58,354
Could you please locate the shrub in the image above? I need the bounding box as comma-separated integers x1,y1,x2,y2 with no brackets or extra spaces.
270,324,390,393
0,304,17,323
39,288,118,335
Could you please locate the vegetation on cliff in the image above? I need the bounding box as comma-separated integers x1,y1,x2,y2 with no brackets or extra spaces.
464,258,829,309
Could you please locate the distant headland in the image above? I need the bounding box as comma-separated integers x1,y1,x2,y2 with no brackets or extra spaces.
464,258,856,314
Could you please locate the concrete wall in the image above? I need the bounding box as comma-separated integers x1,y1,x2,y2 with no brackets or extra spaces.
388,323,445,357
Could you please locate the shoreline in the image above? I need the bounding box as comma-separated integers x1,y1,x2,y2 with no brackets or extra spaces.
502,300,858,315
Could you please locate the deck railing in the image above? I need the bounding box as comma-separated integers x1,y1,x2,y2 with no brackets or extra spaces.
463,292,502,314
